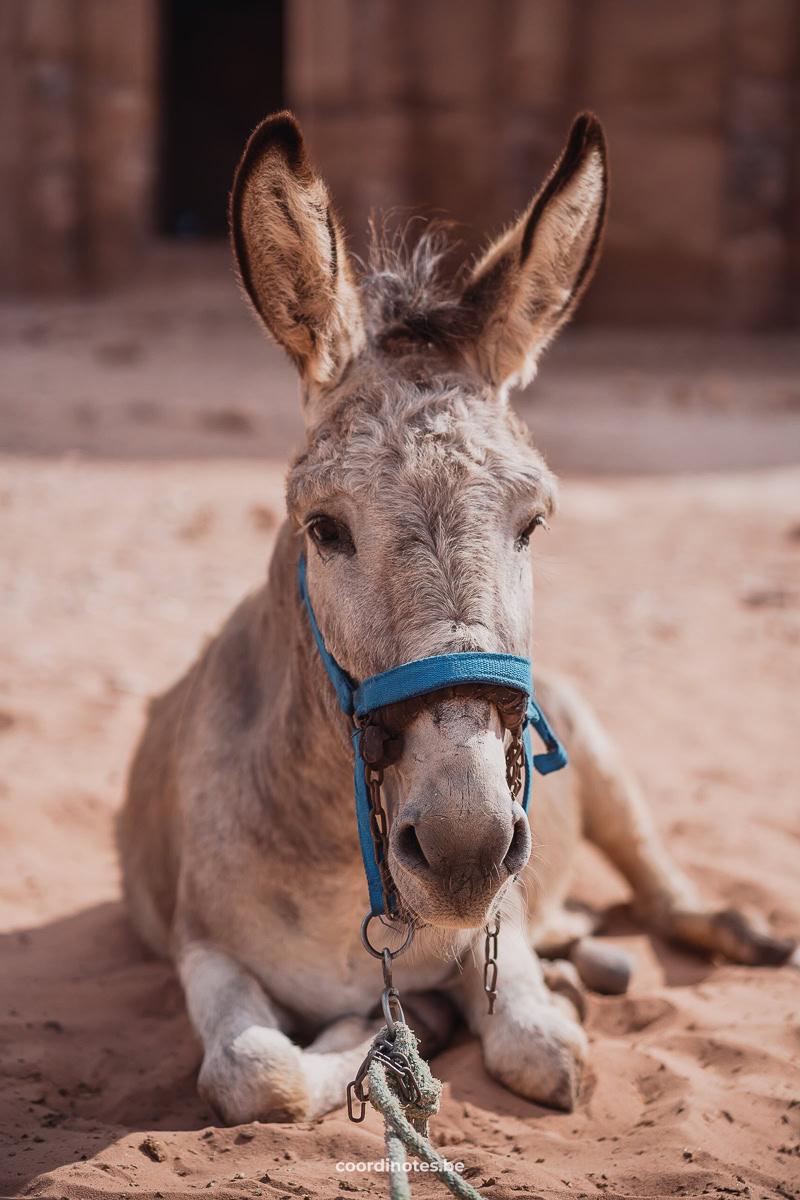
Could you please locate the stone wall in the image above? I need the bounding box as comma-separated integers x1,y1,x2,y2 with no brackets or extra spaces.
0,0,156,292
1,0,798,326
289,0,800,328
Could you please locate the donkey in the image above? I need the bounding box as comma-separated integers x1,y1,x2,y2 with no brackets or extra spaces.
118,111,794,1125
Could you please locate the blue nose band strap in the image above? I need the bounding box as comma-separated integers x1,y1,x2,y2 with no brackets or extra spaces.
298,553,567,915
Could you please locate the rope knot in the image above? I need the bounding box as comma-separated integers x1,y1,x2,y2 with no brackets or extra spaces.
376,1022,441,1131
365,1022,484,1199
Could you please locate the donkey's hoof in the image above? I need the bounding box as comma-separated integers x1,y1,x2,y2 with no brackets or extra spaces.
570,937,634,995
662,906,796,967
709,909,795,966
481,1004,587,1112
198,1028,311,1126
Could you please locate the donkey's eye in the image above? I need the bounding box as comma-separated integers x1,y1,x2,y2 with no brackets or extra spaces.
515,513,549,550
307,515,353,554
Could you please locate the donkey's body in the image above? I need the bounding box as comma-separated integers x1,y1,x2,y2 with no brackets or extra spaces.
119,112,793,1125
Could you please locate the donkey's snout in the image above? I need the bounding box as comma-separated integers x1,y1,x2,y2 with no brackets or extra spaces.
385,698,530,924
393,805,530,891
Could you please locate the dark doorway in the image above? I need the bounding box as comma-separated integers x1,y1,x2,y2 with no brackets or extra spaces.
158,0,284,237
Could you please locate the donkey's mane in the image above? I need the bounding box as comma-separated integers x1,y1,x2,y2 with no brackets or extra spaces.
357,218,476,352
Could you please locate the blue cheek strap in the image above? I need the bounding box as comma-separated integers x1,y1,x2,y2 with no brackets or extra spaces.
298,553,567,915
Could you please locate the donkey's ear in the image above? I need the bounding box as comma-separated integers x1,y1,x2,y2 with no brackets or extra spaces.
461,112,607,392
230,111,365,391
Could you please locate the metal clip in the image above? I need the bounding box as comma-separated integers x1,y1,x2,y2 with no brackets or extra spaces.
346,1038,381,1122
346,1077,368,1123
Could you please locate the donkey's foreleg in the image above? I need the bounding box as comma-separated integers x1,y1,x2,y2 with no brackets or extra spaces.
451,907,587,1111
178,942,376,1124
569,694,795,966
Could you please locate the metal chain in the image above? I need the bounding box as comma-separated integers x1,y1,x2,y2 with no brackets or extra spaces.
365,761,398,918
483,919,500,1014
347,947,418,1123
482,727,526,1014
505,726,525,799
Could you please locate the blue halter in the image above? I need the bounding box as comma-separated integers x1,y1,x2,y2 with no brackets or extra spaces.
298,554,567,916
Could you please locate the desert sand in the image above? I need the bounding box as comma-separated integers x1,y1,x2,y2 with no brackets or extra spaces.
1,259,799,1199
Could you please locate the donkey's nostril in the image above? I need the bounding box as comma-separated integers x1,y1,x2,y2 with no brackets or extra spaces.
395,822,430,875
503,813,531,875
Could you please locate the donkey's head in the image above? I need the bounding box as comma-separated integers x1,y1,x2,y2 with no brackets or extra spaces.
231,112,607,930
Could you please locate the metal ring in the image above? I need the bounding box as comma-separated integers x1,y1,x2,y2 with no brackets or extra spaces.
361,911,415,960
381,986,405,1035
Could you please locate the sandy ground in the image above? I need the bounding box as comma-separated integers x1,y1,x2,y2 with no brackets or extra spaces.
1,254,800,1199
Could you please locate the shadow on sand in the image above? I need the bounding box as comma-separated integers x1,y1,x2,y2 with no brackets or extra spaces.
1,901,209,1195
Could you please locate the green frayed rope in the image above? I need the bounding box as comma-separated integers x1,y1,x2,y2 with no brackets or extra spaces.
366,1023,485,1200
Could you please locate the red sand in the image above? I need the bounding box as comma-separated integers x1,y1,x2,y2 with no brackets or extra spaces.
2,454,799,1200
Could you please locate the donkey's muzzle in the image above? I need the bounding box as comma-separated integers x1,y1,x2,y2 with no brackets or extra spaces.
364,684,531,919
393,803,531,893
